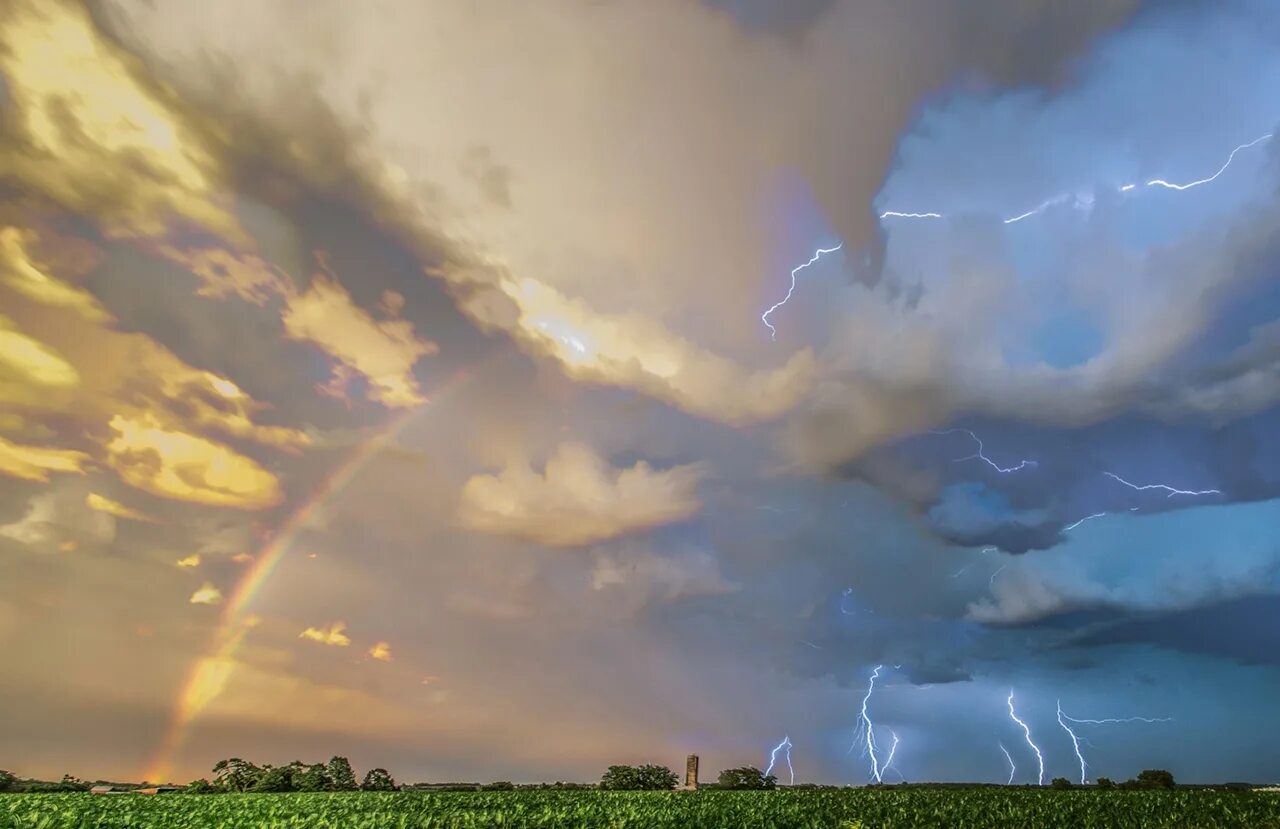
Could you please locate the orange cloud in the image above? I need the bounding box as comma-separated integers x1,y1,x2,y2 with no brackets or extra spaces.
105,414,282,511
369,642,392,662
85,492,155,523
0,436,88,482
189,582,223,605
299,622,351,647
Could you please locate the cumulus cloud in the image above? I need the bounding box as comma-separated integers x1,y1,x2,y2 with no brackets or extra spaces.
590,544,738,615
299,621,351,647
457,443,705,547
189,582,223,605
85,492,155,523
0,490,115,549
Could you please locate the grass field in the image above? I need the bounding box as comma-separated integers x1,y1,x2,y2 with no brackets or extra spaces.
4,789,1280,828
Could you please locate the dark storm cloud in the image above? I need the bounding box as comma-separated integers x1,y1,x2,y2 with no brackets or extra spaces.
1069,595,1280,666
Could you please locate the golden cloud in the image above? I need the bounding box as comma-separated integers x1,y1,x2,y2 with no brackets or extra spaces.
281,271,437,408
299,621,351,647
85,492,155,523
175,554,201,568
0,226,109,322
0,0,243,244
458,442,705,547
105,414,283,510
369,641,392,662
0,436,88,482
0,314,80,397
189,582,223,605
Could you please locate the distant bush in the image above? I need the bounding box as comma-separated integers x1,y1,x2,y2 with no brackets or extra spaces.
717,767,777,790
1137,769,1176,790
1096,777,1115,790
1050,778,1072,789
482,781,515,791
599,764,679,791
185,779,218,794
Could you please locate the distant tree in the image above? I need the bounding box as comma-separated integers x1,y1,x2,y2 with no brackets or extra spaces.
481,780,514,791
250,765,296,793
1136,769,1175,790
1095,777,1115,790
1050,777,1072,789
362,769,397,791
717,767,777,790
0,770,15,793
212,758,263,792
291,763,330,792
185,779,218,794
1120,778,1142,791
326,756,358,791
600,764,678,791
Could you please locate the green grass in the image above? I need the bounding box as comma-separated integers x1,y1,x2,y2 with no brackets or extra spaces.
3,789,1280,829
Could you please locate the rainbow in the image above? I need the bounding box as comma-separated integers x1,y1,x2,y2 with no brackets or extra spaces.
145,364,486,782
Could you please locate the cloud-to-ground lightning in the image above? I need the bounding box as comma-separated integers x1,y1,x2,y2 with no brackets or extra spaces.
999,743,1016,786
765,735,795,785
932,429,1037,473
1103,471,1222,498
851,665,888,783
1057,700,1088,784
879,132,1274,226
760,244,843,340
1007,690,1045,785
881,731,901,781
1056,703,1173,784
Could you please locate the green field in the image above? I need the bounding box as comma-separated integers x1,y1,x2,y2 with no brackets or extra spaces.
4,790,1280,829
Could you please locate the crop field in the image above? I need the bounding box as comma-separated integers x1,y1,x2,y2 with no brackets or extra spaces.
4,789,1280,829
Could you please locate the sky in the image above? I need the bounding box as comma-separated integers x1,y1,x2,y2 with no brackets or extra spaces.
2,0,1280,787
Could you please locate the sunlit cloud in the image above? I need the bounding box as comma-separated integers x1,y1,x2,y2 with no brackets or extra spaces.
189,582,223,605
175,554,201,568
299,621,351,647
369,641,392,662
0,436,88,482
0,314,80,393
0,226,109,322
458,442,705,547
85,492,155,523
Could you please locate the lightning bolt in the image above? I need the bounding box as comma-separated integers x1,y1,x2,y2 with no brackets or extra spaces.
851,665,887,783
1103,471,1222,498
1056,703,1173,785
1057,700,1088,785
879,132,1274,225
1063,512,1107,532
1145,133,1273,191
760,244,843,340
881,731,901,781
765,735,794,785
998,743,1016,786
1007,690,1045,786
932,429,1037,473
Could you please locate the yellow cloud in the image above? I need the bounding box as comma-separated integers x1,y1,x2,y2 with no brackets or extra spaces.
458,442,705,547
0,435,88,482
85,492,155,523
0,226,109,321
189,582,223,605
105,414,282,510
369,641,392,662
0,0,243,244
159,246,288,306
299,621,350,647
281,272,436,408
0,314,80,394
495,277,815,425
175,554,201,568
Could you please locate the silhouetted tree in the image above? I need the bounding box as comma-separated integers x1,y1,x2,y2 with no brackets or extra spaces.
361,768,397,791
1136,769,1175,789
250,765,295,792
600,764,679,790
0,770,15,793
291,762,330,792
185,779,217,794
1050,777,1072,789
326,756,358,791
212,758,262,792
717,767,777,790
481,781,514,791
1095,777,1115,790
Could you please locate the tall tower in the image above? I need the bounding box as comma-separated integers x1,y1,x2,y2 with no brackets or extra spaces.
684,754,699,790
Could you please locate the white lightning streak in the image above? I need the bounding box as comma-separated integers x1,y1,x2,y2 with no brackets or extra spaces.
1007,690,1044,786
1063,512,1107,532
881,731,900,781
765,736,794,785
761,244,843,340
1146,134,1273,190
854,665,885,783
1103,471,1221,498
999,743,1016,786
1057,699,1088,785
932,429,1036,473
878,132,1274,225
1060,714,1173,725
